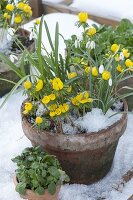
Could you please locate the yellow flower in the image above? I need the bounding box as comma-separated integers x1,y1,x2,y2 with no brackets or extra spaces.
49,111,56,117
84,66,90,74
49,104,57,111
68,72,77,79
24,80,32,90
71,97,79,106
35,79,43,91
59,103,69,113
35,19,40,25
87,27,96,36
122,49,130,58
49,93,56,101
115,54,120,62
17,2,25,9
3,13,11,19
67,86,72,93
6,4,14,11
125,59,133,68
111,44,119,53
52,77,63,91
78,12,88,23
24,102,33,114
14,15,22,24
23,5,32,13
42,96,50,104
116,64,123,73
102,71,111,80
75,92,92,104
35,117,43,124
55,108,61,116
92,67,98,77
29,10,32,16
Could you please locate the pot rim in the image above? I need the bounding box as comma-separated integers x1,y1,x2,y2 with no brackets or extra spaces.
21,99,128,138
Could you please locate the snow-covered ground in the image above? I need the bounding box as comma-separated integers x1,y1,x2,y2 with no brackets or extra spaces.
0,91,133,200
70,0,133,22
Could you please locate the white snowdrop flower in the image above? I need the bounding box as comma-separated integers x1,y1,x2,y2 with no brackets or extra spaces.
7,28,15,41
29,30,34,41
120,52,124,60
109,78,113,86
10,54,18,63
99,65,104,74
86,41,95,49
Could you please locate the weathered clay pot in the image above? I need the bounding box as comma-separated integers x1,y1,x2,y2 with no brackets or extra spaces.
21,101,128,184
118,77,133,111
0,28,35,97
13,176,61,200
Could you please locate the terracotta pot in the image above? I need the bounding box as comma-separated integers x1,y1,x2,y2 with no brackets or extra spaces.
118,77,133,111
0,28,35,97
13,176,61,200
21,101,128,184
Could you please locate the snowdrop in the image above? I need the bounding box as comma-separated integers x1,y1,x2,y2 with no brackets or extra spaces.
74,39,79,48
7,28,15,41
109,78,113,86
10,54,18,63
86,41,95,49
120,52,124,60
99,65,104,74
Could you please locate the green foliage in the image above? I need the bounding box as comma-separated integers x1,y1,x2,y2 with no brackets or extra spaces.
12,146,70,196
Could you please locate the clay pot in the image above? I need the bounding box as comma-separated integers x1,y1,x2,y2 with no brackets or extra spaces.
13,176,61,200
0,28,35,97
21,101,128,184
118,77,133,111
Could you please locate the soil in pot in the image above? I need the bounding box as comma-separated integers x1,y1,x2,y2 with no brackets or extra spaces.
0,28,35,97
21,101,128,184
13,176,61,200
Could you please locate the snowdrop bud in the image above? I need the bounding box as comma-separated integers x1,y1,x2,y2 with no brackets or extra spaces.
86,41,91,49
10,54,18,63
90,41,95,49
29,31,34,41
120,52,124,60
109,78,112,86
7,28,15,41
99,65,104,74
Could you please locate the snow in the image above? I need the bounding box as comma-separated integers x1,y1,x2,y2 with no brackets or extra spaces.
70,0,133,22
42,0,63,3
23,13,98,56
0,91,133,200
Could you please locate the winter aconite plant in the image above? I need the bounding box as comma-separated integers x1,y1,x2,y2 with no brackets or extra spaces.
0,15,133,134
0,0,32,54
12,146,69,195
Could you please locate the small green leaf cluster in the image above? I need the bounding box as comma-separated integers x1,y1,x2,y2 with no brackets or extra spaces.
12,146,70,196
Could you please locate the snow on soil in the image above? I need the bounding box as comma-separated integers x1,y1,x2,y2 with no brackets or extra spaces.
0,91,133,200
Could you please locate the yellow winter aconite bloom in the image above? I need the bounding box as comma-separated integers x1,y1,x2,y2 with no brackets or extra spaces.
87,27,96,36
23,102,33,114
23,5,32,13
17,2,25,9
35,117,43,124
125,59,133,68
6,4,14,11
111,44,119,53
49,111,56,117
71,97,80,106
49,104,57,111
55,108,61,116
84,66,90,74
52,77,63,91
42,96,50,104
72,92,93,105
115,54,120,62
122,49,130,58
35,79,43,91
116,64,123,73
24,80,32,90
14,15,22,23
78,12,88,23
102,71,111,80
49,93,56,101
92,67,98,77
68,72,77,79
35,19,40,25
3,13,11,19
59,103,69,113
